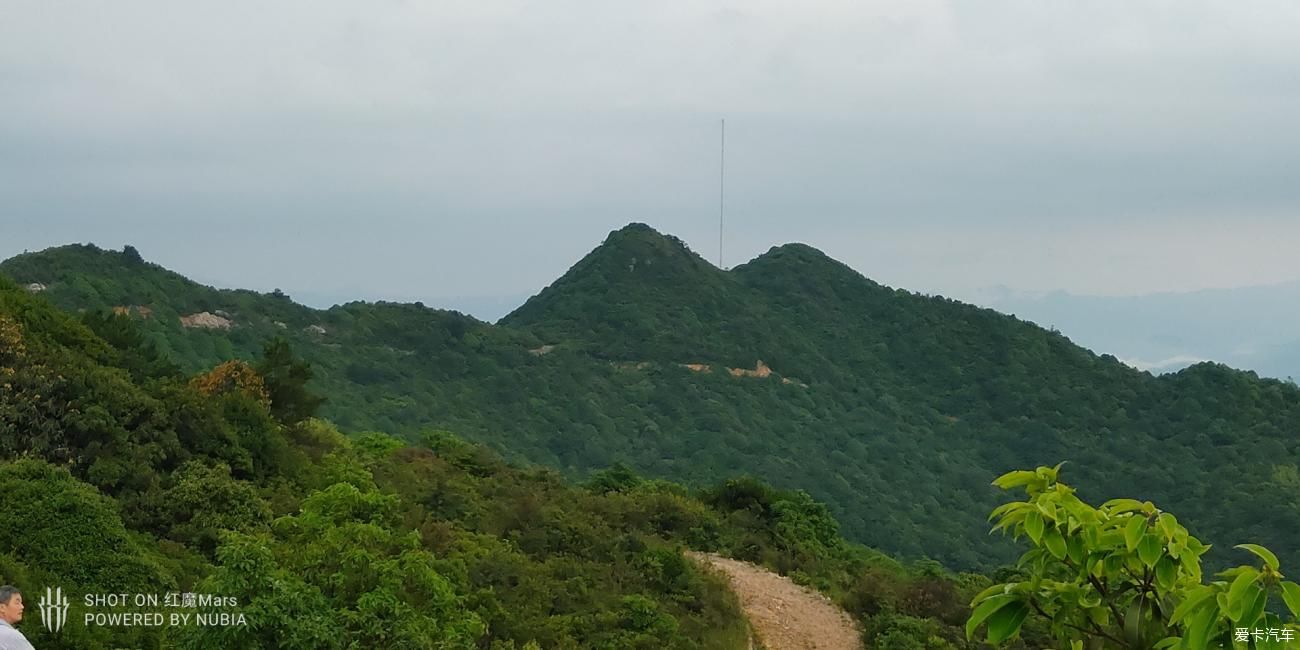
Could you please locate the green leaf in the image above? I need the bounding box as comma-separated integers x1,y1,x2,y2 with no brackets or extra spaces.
1061,495,1096,524
1280,581,1300,619
993,471,1038,490
1234,543,1280,571
985,601,1030,643
969,583,1011,607
1024,511,1044,544
989,501,1029,521
1157,512,1179,540
1182,606,1216,650
1126,552,1146,576
1186,538,1210,556
1045,460,1066,480
1067,533,1085,566
1087,604,1109,626
966,594,1018,640
1124,597,1149,647
991,508,1027,534
1036,501,1058,523
1099,529,1125,550
1226,569,1260,620
1105,554,1125,577
1254,613,1287,650
1237,586,1267,629
1138,534,1163,569
1103,498,1146,514
1044,526,1067,559
1091,556,1107,579
1125,515,1148,552
1169,586,1216,625
1179,550,1202,583
1155,556,1177,593
1167,538,1185,561
1082,528,1102,554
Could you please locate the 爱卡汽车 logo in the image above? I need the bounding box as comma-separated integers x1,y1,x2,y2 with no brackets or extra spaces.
38,586,70,633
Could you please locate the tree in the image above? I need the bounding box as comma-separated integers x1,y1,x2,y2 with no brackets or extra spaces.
180,483,484,649
0,461,171,650
0,459,172,592
256,338,325,425
80,310,179,380
968,464,1300,648
163,461,271,555
191,360,270,405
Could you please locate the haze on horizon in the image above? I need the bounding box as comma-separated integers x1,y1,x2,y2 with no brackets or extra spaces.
3,1,1300,360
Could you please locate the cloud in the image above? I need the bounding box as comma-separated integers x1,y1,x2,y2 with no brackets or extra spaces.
2,1,1300,300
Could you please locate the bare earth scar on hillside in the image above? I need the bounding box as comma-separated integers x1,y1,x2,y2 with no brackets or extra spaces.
687,552,863,650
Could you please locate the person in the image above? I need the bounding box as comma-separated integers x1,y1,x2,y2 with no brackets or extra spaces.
0,586,34,650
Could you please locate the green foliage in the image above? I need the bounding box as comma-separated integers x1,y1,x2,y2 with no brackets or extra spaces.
256,337,325,425
371,444,754,649
0,460,176,649
0,459,172,592
174,533,341,649
79,309,180,381
10,230,1300,577
180,483,484,649
970,464,1300,648
585,462,644,494
162,461,272,555
16,232,1300,647
0,286,839,648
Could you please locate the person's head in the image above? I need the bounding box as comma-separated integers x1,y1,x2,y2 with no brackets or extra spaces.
0,586,23,624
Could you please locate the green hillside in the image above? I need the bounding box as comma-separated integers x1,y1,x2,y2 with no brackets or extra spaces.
6,226,1300,575
2,275,1021,648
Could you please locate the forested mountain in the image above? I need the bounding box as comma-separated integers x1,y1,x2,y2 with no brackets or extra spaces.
6,224,1300,576
0,276,1011,648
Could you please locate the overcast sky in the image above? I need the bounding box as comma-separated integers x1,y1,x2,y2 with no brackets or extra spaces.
3,1,1300,319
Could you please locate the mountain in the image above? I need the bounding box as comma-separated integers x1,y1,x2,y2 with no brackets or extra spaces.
0,274,1011,649
502,224,824,371
6,226,1300,575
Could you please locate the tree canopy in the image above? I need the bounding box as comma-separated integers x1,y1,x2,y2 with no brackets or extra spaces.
6,229,1300,576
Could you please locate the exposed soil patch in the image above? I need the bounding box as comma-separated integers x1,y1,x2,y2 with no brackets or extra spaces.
729,360,773,378
687,551,863,650
179,311,232,330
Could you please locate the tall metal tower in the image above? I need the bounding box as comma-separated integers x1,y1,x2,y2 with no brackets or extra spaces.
719,118,726,269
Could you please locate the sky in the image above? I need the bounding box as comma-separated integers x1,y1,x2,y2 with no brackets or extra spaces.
3,1,1300,320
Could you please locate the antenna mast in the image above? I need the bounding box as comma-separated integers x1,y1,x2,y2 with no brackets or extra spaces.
719,118,726,269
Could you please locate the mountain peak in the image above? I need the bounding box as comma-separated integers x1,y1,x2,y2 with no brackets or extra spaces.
511,223,720,302
499,223,744,357
594,222,705,265
0,242,297,323
734,242,878,290
4,242,154,273
752,242,837,265
1,243,179,296
609,221,661,236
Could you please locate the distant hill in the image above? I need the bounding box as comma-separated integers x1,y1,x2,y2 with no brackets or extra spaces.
0,273,1016,649
973,282,1300,380
6,226,1300,573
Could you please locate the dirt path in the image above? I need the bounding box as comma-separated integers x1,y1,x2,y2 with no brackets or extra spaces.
687,551,864,650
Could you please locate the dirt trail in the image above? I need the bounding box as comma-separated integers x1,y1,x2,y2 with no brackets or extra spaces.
687,551,863,650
